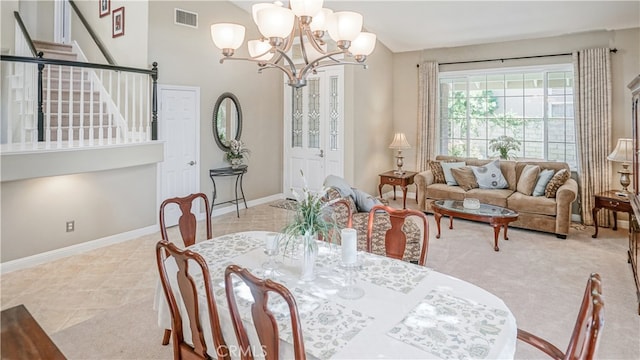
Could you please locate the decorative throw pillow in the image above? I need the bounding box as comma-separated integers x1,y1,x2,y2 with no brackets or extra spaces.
532,169,555,196
352,188,382,212
450,167,478,191
441,162,466,186
470,159,508,189
516,165,541,196
429,161,446,184
545,169,570,198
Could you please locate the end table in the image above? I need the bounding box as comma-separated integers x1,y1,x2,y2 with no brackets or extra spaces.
378,170,417,209
592,190,632,238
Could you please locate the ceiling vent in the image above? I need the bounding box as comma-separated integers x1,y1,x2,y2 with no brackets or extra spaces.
174,8,198,28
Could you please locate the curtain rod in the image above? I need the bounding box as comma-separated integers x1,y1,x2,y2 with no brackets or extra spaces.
416,48,617,67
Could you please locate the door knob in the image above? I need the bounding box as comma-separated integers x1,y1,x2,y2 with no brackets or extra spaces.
319,150,324,158
188,161,196,166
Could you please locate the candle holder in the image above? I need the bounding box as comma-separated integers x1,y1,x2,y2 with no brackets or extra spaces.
337,260,364,300
261,233,282,279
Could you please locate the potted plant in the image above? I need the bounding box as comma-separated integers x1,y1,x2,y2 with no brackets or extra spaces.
225,139,250,168
281,171,339,281
489,135,521,160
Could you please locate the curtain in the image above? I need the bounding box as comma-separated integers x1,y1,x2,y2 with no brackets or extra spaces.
416,61,439,171
574,48,612,226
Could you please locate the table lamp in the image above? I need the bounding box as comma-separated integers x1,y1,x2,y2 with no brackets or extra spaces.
607,138,633,194
389,133,411,175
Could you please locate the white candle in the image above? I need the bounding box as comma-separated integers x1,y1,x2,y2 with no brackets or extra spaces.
341,228,358,265
265,233,278,251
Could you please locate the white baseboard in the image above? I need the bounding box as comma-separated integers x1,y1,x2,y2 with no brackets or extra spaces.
0,225,157,274
1,193,285,274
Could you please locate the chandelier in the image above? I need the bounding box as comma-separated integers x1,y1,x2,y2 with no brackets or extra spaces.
210,0,376,88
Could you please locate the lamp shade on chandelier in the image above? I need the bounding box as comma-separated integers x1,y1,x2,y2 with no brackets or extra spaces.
210,0,377,88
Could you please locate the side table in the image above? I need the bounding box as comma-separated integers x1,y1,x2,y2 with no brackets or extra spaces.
209,165,248,217
592,190,632,238
378,170,417,209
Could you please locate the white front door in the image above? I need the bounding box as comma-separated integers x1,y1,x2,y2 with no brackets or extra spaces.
284,67,344,197
158,85,200,226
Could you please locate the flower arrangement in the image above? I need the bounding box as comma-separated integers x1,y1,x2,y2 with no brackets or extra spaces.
489,135,521,160
225,139,250,163
280,171,339,246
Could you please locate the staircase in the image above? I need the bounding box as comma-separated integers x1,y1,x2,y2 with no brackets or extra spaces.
33,40,117,143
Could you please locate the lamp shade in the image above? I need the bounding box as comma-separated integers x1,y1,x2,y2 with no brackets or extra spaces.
309,8,333,32
256,6,295,39
389,133,411,149
608,138,633,163
248,39,273,61
350,32,376,56
211,23,245,50
290,0,324,17
326,11,363,42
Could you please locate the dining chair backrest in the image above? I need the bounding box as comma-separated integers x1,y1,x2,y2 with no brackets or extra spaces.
160,192,212,247
366,204,429,266
224,265,306,360
156,240,229,360
517,273,604,360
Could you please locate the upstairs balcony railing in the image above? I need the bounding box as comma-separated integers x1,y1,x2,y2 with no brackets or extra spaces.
1,9,158,152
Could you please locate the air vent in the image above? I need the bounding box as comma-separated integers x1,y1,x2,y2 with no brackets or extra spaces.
175,8,198,28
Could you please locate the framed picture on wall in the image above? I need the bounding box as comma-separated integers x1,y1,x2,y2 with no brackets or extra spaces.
99,0,110,17
112,7,125,38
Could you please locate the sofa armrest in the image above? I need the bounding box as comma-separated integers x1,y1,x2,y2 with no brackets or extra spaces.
555,178,578,235
415,170,434,211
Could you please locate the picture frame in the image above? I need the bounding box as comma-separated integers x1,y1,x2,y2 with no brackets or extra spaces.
112,7,125,38
99,0,110,18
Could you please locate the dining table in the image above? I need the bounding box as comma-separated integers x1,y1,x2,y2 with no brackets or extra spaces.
154,231,518,359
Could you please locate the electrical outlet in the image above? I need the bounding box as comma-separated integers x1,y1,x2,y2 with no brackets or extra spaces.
66,221,75,232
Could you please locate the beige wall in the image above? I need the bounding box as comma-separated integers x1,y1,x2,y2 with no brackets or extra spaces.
393,28,640,192
1,165,157,261
148,1,284,205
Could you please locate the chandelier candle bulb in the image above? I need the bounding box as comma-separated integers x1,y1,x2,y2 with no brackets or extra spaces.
341,228,358,265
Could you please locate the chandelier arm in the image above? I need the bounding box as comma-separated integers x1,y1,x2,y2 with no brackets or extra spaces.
302,27,328,54
299,30,312,66
220,57,297,83
271,19,297,65
274,48,300,76
298,50,348,78
309,61,367,73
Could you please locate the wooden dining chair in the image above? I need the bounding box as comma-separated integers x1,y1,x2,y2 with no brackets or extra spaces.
517,273,605,360
224,264,306,360
156,240,230,360
366,204,429,265
160,192,212,247
159,192,212,345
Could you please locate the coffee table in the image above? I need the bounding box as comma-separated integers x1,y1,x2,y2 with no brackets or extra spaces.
431,200,519,251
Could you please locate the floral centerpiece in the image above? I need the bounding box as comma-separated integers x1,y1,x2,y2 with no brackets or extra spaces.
489,135,521,160
225,139,250,168
281,171,339,281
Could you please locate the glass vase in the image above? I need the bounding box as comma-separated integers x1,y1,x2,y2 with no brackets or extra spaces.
300,231,318,282
230,158,243,169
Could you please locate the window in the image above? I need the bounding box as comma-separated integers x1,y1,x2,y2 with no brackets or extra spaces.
439,65,576,169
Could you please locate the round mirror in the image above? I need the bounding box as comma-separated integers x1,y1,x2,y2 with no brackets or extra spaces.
212,92,242,151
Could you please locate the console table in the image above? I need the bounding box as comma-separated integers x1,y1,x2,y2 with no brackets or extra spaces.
209,165,248,217
592,190,632,238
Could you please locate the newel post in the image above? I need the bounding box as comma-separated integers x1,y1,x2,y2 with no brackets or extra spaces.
37,52,44,142
151,62,158,140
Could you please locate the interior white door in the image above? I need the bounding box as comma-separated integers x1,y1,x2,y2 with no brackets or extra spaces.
158,85,200,226
284,68,344,198
54,0,71,44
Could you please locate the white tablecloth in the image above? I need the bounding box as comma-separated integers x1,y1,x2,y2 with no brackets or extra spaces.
154,231,517,359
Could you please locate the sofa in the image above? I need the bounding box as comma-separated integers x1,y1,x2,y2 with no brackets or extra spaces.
325,187,424,263
414,156,578,238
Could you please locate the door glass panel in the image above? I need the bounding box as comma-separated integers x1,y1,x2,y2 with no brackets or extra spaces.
308,78,320,149
292,87,303,148
329,75,338,151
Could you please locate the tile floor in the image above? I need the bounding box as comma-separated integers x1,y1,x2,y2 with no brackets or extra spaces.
0,199,309,334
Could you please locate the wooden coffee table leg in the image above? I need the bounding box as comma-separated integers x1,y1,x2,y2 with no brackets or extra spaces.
434,212,442,239
491,224,501,251
449,216,454,229
503,225,509,240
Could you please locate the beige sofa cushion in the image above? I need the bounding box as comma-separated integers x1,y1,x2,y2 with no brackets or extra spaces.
465,188,513,207
426,183,466,201
436,156,517,190
508,192,557,216
516,164,541,195
451,167,478,191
